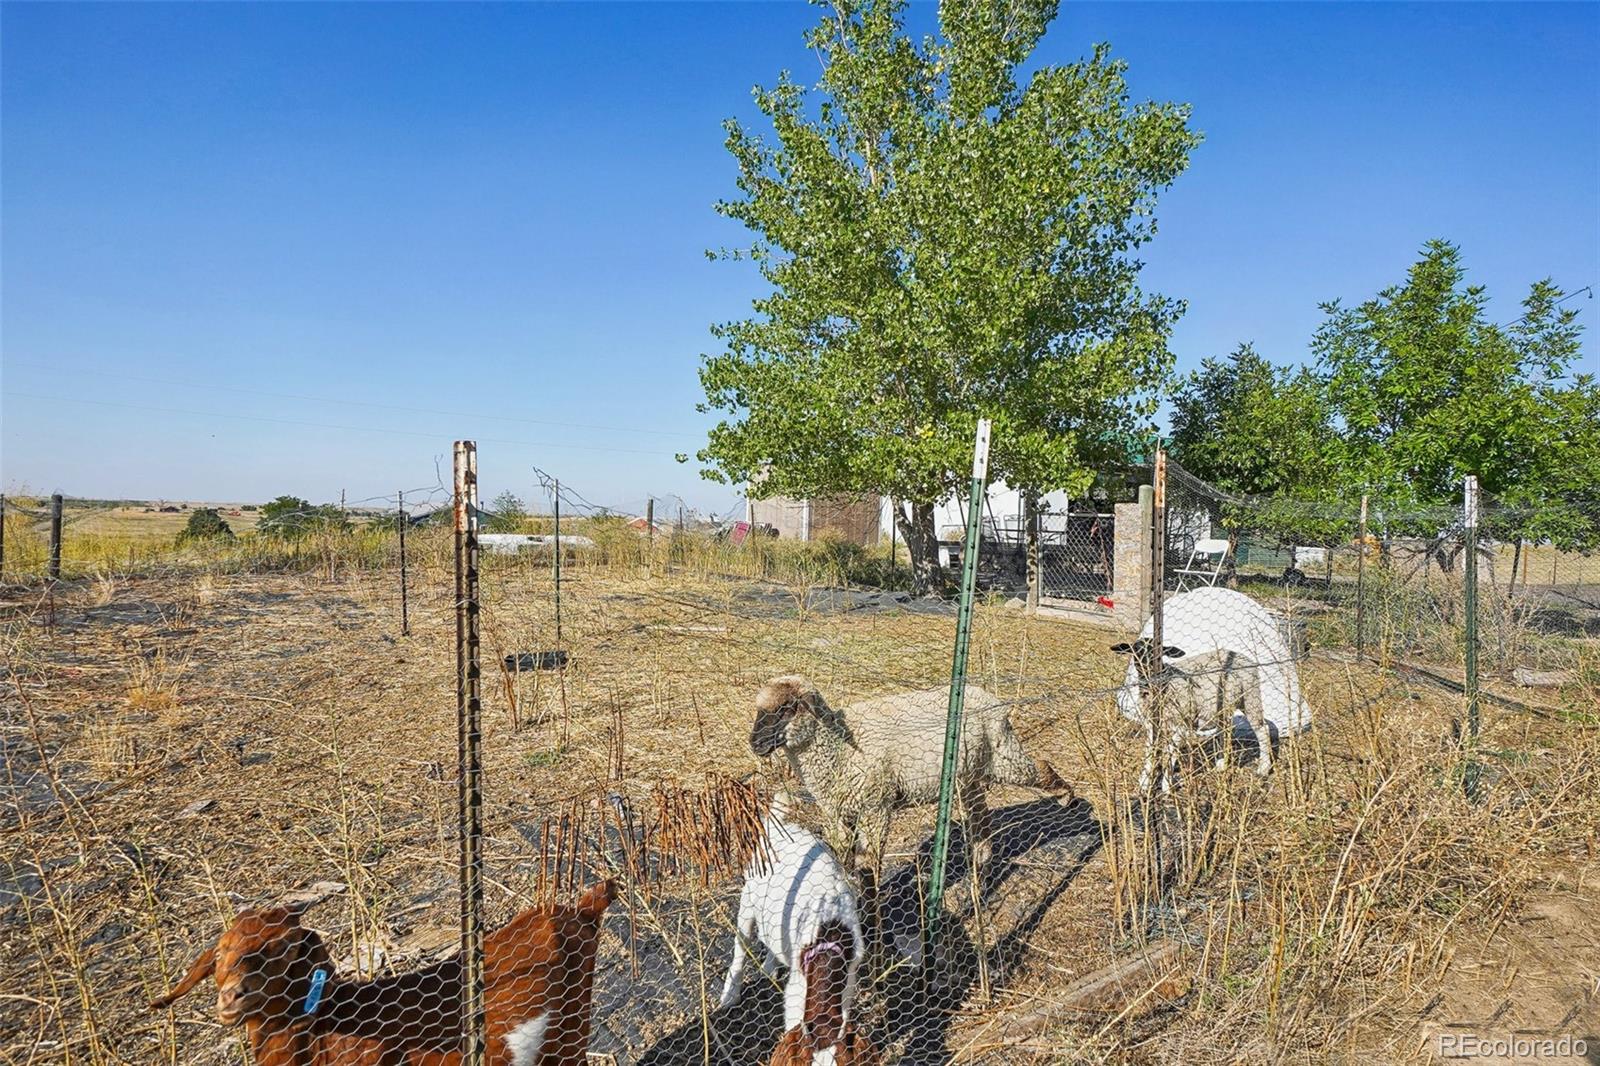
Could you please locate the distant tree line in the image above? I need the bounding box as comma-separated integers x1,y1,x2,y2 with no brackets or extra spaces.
1168,241,1597,562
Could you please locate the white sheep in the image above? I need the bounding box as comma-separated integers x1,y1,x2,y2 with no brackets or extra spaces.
1114,586,1312,733
1112,586,1313,793
748,676,1072,872
1112,639,1269,793
717,796,865,1033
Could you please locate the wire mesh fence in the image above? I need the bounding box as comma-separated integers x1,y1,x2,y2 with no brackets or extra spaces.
3,446,1598,1064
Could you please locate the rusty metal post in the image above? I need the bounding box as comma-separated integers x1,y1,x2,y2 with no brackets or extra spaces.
453,442,485,1066
0,493,6,580
49,494,63,581
1150,451,1167,671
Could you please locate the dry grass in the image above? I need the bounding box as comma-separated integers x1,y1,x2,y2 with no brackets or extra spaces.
1,556,1596,1065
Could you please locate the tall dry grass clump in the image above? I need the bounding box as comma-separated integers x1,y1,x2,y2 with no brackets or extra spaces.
1076,663,1600,1061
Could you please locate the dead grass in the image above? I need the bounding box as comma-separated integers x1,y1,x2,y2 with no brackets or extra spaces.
1,560,1595,1065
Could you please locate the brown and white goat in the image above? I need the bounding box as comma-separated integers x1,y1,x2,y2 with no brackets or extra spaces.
150,879,614,1065
766,918,881,1066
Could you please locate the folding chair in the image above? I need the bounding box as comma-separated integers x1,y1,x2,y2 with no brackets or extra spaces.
1173,537,1231,591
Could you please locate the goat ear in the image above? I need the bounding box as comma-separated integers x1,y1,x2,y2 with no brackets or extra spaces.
1109,643,1133,654
1163,646,1185,659
149,944,216,1009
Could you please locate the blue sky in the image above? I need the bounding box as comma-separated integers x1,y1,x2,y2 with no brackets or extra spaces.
3,1,1596,513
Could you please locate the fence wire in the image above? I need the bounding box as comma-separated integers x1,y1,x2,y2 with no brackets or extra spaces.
3,460,1597,1065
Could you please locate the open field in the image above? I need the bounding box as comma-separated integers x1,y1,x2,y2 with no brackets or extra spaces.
3,545,1597,1064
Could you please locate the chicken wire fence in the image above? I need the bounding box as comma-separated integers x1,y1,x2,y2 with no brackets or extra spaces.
4,448,1597,1064
967,508,1116,605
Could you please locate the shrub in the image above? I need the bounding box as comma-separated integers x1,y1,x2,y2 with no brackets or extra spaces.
257,495,350,538
483,491,529,533
175,508,234,544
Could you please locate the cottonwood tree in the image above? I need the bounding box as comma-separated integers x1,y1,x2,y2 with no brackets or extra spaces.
1314,240,1591,568
698,0,1198,590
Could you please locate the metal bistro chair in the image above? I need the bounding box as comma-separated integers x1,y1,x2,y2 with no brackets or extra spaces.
1173,537,1232,591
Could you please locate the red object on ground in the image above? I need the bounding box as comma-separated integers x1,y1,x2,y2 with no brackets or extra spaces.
1096,596,1115,610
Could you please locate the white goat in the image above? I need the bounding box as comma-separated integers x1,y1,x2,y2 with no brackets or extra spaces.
718,796,865,1033
748,676,1071,872
1113,639,1269,793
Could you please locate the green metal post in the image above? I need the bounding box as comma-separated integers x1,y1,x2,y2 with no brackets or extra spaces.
1462,475,1480,800
926,418,992,953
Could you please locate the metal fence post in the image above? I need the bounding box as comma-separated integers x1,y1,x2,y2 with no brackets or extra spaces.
0,493,6,580
1025,493,1041,611
1355,494,1368,660
1462,475,1480,801
453,442,485,1066
49,494,64,581
398,490,410,637
1148,450,1167,787
553,477,563,645
646,497,654,564
927,418,993,954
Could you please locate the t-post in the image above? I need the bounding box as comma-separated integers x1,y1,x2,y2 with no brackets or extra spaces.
1462,475,1480,801
926,418,993,956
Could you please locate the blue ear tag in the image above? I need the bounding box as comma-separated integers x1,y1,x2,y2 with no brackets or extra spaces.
302,968,328,1015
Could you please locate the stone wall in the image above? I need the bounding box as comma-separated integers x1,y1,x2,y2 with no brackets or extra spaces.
1110,486,1152,631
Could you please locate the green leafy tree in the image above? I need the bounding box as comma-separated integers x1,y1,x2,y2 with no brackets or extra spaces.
1168,344,1341,568
698,0,1199,590
1490,373,1600,570
1313,241,1591,569
1315,242,1584,508
257,495,349,539
1169,344,1336,500
484,491,528,533
175,507,234,544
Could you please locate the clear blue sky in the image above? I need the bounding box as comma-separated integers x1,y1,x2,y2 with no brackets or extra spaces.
3,1,1596,513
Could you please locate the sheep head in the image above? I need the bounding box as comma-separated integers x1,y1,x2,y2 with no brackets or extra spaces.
1111,639,1185,693
150,904,331,1028
750,675,823,757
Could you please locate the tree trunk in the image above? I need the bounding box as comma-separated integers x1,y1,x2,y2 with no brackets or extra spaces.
896,500,943,594
1024,492,1041,610
1510,538,1523,599
1225,529,1240,589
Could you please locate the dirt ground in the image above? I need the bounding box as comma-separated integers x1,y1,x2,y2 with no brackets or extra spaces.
2,561,1595,1064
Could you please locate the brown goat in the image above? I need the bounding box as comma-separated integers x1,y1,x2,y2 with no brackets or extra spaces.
150,879,614,1065
766,918,881,1066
